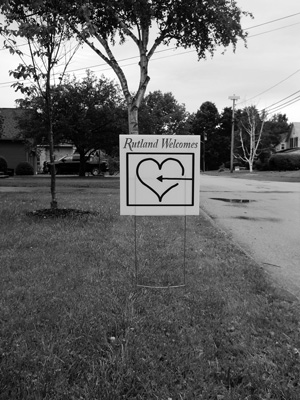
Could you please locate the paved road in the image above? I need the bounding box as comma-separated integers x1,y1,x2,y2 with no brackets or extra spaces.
200,173,300,299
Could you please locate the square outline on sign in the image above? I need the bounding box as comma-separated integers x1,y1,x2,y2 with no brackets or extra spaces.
126,152,195,207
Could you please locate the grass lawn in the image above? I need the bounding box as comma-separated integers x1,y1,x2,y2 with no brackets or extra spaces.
1,176,300,399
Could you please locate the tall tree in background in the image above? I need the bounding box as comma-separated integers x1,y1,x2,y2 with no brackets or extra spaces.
17,72,126,176
50,0,250,134
235,106,267,172
253,113,290,170
139,91,190,135
50,72,126,175
192,101,220,171
0,1,77,209
261,113,290,150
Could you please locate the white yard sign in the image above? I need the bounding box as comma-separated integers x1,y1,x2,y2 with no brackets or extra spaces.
120,135,200,215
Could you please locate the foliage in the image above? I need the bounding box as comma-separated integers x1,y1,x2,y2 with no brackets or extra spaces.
139,91,190,135
192,101,220,170
0,0,79,208
17,71,127,175
15,161,34,175
107,156,120,175
235,106,267,172
269,150,300,171
254,150,272,171
261,113,290,151
52,72,126,158
42,0,250,133
0,156,8,173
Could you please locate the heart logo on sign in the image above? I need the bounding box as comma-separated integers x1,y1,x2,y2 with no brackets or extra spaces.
136,158,185,202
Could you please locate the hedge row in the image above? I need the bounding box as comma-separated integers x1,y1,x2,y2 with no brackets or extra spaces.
0,156,8,174
269,151,300,171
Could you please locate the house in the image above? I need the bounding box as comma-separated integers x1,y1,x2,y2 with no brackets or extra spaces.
275,122,300,152
0,108,74,174
0,108,38,174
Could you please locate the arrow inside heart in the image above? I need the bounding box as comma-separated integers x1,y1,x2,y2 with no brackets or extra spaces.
136,157,189,203
157,175,192,182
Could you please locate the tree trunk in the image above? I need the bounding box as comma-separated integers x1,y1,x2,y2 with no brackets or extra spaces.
47,96,57,209
48,122,58,209
45,63,58,209
128,102,139,135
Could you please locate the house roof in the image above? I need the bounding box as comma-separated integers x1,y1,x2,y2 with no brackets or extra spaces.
278,122,300,144
0,108,25,140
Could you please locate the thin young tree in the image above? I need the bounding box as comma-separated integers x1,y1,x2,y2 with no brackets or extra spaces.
52,0,250,135
236,106,267,172
0,1,78,209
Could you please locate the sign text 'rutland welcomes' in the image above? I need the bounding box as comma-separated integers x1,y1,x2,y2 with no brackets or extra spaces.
122,137,199,152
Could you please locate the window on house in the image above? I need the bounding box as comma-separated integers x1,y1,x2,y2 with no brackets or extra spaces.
295,137,298,148
290,138,294,148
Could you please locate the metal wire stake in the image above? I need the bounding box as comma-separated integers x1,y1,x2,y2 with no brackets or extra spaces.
134,215,187,289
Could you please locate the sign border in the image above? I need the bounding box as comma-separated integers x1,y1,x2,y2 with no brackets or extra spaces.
126,152,195,207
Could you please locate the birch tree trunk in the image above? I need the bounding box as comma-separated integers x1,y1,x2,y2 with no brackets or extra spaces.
237,106,266,172
128,102,139,135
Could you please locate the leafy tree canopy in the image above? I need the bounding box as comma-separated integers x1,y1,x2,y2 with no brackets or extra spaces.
192,101,220,138
2,0,250,134
139,90,190,135
0,0,80,208
17,71,127,174
262,113,290,150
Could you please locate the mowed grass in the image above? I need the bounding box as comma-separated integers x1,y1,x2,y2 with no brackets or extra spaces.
1,177,300,399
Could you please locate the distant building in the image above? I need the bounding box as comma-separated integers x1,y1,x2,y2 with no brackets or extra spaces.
0,108,74,174
275,122,300,152
0,108,38,173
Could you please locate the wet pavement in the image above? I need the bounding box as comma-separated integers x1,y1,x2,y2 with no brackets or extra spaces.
200,173,300,299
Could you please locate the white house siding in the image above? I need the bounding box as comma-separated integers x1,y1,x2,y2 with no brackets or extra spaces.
289,123,300,149
276,122,300,152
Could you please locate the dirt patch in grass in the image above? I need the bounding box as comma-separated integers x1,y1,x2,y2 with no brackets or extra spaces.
26,208,97,219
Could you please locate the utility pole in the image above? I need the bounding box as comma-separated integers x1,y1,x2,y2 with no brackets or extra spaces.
228,94,240,173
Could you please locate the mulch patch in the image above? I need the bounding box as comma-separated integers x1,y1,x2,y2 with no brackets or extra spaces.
26,208,96,219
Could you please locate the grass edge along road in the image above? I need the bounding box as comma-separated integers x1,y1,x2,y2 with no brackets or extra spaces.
0,176,300,399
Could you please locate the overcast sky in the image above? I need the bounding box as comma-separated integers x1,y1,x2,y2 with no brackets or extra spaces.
0,0,300,122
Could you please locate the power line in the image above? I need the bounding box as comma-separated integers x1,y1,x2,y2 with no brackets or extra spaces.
1,19,299,87
247,22,300,39
263,95,300,115
1,11,300,114
237,68,300,106
244,12,300,30
263,90,300,110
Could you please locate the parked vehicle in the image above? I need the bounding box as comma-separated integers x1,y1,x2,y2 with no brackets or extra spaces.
47,151,108,175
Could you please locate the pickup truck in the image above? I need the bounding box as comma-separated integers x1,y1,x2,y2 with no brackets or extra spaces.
47,152,108,176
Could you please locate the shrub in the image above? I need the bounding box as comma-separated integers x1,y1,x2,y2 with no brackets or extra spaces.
254,159,270,171
15,161,34,175
269,150,300,171
224,160,247,169
0,156,8,174
108,156,119,175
